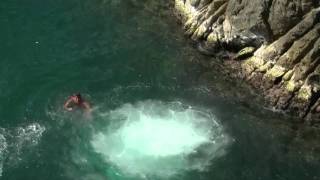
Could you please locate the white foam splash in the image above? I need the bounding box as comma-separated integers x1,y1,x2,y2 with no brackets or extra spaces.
91,100,230,178
0,131,7,177
0,123,45,177
12,123,45,156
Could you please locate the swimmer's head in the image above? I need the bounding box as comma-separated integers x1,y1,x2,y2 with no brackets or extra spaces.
71,93,82,103
75,93,81,99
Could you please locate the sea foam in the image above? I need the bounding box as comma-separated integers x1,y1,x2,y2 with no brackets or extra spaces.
91,100,230,178
0,123,45,177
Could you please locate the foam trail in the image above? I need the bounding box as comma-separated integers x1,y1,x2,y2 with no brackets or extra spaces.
91,100,230,178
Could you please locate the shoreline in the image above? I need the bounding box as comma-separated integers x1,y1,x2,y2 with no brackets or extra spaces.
172,0,320,125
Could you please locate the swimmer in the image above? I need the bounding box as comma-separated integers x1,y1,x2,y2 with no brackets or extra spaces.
64,93,91,112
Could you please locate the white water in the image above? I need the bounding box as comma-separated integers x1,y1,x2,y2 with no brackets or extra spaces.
0,123,45,177
91,100,230,178
0,132,7,177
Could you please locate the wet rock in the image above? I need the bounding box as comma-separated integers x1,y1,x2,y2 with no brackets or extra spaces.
174,0,320,124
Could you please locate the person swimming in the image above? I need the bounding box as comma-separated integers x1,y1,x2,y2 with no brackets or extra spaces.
64,93,91,112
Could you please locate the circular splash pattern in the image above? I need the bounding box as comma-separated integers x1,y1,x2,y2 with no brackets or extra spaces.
91,100,230,178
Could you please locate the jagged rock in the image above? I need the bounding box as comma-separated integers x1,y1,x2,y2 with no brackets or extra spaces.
174,0,320,124
268,0,317,38
233,47,256,60
224,0,272,42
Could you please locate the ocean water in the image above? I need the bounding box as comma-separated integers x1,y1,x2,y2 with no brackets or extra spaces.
0,1,319,180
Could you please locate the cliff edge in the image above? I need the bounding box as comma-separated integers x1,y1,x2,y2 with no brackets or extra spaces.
174,0,320,124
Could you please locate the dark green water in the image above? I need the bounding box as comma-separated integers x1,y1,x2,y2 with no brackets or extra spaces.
0,1,319,180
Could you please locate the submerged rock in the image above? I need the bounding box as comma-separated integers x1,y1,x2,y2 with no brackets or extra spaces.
173,0,320,124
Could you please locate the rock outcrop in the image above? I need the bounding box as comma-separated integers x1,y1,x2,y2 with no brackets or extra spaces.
174,0,320,124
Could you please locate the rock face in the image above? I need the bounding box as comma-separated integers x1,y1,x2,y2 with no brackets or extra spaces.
174,0,320,124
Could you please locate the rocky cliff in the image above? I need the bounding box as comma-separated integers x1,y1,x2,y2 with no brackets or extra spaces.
174,0,320,124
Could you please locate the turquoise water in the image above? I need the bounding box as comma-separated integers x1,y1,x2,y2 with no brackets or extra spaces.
0,1,319,180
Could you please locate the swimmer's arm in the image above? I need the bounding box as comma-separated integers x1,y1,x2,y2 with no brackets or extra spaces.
64,99,73,111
